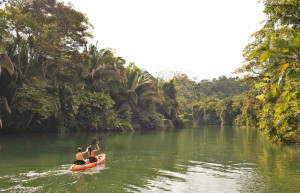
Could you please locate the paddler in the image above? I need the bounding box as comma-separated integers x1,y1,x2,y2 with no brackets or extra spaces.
74,147,89,165
88,142,100,163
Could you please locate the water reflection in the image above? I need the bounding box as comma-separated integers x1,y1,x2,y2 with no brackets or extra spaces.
133,126,300,193
0,127,299,192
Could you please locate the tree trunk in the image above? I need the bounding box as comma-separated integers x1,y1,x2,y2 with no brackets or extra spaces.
10,86,18,108
24,111,35,132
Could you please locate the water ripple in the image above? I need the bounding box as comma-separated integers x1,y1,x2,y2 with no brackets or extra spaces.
0,184,42,193
141,160,266,193
0,164,108,192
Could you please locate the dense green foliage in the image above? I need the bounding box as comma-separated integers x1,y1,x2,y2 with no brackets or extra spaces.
171,74,248,126
236,0,300,143
0,0,183,132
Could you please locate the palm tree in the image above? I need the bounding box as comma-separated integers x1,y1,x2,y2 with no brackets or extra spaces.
86,43,126,93
116,64,162,114
160,79,184,127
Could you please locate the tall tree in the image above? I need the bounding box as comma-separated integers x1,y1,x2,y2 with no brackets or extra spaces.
237,0,300,142
0,0,93,131
117,64,162,113
87,44,126,94
160,79,184,128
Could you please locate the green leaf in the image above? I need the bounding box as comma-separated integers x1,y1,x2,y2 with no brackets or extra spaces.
293,36,300,47
256,94,265,101
280,63,291,71
260,50,274,63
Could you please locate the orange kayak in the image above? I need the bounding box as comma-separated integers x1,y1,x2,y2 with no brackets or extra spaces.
70,153,106,171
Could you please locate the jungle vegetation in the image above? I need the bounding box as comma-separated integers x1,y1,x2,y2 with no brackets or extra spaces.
237,0,300,143
0,0,299,143
0,0,184,132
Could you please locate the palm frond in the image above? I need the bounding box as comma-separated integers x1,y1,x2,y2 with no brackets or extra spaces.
117,102,132,113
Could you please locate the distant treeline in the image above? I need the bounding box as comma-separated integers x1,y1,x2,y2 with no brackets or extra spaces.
0,0,299,143
173,74,254,127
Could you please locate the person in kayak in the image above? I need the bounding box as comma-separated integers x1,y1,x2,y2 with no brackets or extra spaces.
75,147,89,165
88,142,100,163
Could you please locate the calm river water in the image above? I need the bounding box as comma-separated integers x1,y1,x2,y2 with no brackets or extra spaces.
0,126,299,192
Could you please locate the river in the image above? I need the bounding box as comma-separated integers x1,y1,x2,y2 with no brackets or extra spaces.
0,126,299,192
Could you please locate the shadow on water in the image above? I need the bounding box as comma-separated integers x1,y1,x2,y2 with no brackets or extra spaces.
0,126,300,192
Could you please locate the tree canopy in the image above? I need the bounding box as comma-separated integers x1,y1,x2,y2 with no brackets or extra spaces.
0,0,183,132
236,0,300,142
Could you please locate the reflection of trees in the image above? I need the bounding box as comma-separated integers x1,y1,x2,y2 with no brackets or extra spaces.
255,143,300,192
231,127,300,192
1,127,299,192
0,132,105,165
140,126,300,192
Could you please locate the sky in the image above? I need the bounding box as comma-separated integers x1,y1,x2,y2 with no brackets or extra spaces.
64,0,266,81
